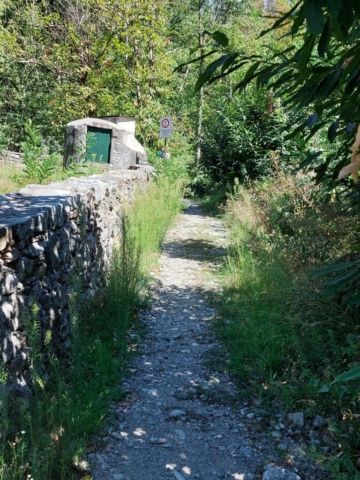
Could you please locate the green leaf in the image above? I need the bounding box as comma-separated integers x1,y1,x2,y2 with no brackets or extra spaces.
306,113,318,127
349,0,360,16
195,55,236,91
189,46,199,55
316,70,342,99
322,269,360,296
327,0,341,17
284,122,308,140
221,53,239,73
174,50,218,73
338,0,353,28
317,384,330,393
332,366,360,384
298,34,315,73
294,150,323,172
260,0,302,37
315,158,331,183
232,63,261,92
327,120,339,143
203,30,229,48
305,0,325,35
349,289,360,305
310,261,360,276
256,66,278,88
318,17,331,57
291,4,305,36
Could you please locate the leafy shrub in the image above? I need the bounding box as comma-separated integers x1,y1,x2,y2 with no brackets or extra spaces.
200,88,303,184
11,120,60,187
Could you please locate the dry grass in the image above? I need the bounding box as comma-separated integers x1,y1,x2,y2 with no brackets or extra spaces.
228,174,356,271
0,163,23,194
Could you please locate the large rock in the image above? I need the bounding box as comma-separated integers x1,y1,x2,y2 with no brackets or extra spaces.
262,466,301,480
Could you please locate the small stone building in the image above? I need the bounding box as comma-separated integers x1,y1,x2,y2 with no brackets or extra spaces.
63,116,148,169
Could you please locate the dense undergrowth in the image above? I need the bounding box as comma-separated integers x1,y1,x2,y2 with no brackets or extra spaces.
207,175,360,479
0,163,183,479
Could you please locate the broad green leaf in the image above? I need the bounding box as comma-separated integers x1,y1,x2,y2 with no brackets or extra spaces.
203,30,229,48
244,62,260,81
318,17,331,57
306,113,318,127
349,289,360,305
338,0,353,28
256,66,279,88
221,53,238,74
189,46,199,55
332,366,360,384
284,123,308,140
323,270,360,296
305,0,325,35
316,70,342,98
310,261,360,276
327,0,341,17
194,55,235,92
327,120,339,142
317,384,330,393
315,158,331,183
294,150,323,172
291,4,305,36
298,34,315,73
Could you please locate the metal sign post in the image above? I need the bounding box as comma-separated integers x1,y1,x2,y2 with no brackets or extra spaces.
160,117,172,158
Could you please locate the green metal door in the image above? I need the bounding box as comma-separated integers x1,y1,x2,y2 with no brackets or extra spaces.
86,127,111,163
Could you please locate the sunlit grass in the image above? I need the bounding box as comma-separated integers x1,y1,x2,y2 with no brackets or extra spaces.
0,163,23,194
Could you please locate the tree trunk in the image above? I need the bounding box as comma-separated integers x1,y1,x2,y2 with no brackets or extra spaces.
196,0,205,164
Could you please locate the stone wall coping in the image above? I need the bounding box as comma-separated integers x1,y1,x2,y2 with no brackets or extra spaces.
66,117,127,132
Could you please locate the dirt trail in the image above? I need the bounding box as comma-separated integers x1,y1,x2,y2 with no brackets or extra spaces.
89,201,325,480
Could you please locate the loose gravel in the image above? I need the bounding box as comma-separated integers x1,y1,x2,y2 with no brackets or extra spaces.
89,201,328,480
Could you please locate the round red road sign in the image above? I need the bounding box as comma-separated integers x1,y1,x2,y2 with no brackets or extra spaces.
161,118,170,129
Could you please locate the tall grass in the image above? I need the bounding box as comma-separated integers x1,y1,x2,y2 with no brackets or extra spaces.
212,175,360,477
0,173,183,479
0,164,23,194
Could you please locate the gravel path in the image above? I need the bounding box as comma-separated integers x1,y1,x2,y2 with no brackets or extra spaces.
89,201,327,480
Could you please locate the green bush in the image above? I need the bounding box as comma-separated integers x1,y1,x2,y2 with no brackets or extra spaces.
200,89,303,184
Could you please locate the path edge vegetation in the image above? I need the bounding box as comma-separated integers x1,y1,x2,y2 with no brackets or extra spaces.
200,175,360,480
0,157,184,480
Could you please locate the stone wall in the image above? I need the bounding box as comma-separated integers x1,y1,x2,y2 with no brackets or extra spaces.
0,168,151,398
0,151,24,165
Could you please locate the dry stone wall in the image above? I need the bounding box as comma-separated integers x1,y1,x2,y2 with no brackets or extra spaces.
0,168,152,398
0,151,24,165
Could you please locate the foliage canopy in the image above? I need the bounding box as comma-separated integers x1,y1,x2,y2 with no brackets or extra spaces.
188,0,360,184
